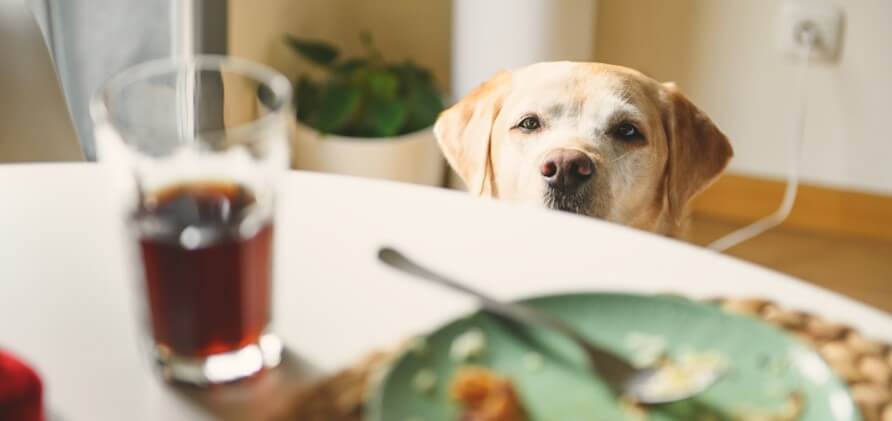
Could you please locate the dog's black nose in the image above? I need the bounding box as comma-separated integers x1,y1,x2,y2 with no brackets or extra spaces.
539,149,594,189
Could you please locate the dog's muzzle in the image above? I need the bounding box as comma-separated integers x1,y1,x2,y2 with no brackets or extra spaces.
540,149,595,214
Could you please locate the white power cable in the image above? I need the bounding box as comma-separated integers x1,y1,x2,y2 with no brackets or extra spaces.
707,23,819,252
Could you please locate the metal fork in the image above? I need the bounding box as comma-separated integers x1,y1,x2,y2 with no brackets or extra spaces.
377,246,723,404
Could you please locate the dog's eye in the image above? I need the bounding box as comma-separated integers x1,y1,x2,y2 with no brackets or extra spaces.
516,116,541,132
613,123,643,141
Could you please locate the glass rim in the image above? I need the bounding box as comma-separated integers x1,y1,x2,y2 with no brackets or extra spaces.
90,54,292,137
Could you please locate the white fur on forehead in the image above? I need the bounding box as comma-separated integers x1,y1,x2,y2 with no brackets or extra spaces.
588,95,643,128
505,64,644,129
514,61,581,81
511,61,605,91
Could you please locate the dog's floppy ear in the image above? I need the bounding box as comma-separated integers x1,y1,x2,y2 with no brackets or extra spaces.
661,82,733,224
434,72,511,196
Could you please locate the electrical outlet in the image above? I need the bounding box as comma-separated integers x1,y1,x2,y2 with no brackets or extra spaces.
777,0,844,63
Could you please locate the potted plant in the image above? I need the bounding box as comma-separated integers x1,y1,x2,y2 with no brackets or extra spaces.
284,33,446,186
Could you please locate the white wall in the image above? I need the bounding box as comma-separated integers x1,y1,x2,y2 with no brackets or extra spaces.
451,0,595,99
596,0,892,194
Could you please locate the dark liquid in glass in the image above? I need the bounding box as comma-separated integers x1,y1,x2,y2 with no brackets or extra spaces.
135,182,272,358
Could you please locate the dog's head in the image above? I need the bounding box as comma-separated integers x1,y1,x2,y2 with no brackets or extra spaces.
435,62,732,232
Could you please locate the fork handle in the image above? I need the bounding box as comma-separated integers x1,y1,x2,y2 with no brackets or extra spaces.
378,247,593,348
377,246,637,386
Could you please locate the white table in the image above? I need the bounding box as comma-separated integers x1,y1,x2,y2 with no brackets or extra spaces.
1,163,889,421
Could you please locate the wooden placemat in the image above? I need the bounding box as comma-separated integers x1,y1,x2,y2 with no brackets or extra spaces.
273,298,892,421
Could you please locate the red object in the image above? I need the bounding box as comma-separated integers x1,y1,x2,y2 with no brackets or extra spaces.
0,350,44,421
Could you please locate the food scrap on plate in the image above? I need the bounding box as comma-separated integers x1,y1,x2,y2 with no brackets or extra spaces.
451,366,528,421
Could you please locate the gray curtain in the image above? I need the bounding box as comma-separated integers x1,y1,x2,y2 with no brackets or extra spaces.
38,0,172,160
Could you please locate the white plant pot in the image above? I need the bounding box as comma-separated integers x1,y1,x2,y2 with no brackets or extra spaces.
290,121,446,186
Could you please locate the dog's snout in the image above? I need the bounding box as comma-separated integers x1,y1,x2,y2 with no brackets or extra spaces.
539,149,594,189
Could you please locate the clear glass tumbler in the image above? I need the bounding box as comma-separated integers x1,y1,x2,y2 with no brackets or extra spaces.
91,55,291,385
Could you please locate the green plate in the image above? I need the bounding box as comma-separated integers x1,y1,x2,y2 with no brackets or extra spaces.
368,293,860,421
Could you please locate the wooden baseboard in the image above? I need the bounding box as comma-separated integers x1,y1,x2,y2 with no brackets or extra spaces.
691,173,892,242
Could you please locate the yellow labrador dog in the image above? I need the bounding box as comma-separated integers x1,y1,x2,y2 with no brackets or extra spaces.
435,62,733,236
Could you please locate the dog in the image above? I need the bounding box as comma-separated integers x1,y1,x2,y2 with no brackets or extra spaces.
434,62,733,236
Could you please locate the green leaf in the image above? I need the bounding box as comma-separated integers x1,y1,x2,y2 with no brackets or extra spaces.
404,83,443,133
347,66,370,87
416,68,434,85
286,32,442,137
390,61,432,82
285,36,339,67
406,62,434,84
366,70,399,101
294,76,320,123
359,98,408,137
334,58,369,77
313,84,362,134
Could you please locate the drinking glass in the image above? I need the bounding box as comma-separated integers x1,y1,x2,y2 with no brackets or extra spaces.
91,55,291,385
